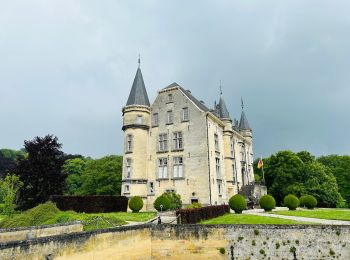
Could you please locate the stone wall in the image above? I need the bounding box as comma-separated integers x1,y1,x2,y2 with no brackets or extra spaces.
0,222,83,243
1,224,349,259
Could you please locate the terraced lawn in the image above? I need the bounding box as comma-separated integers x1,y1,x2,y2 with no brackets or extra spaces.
270,208,350,221
200,213,312,225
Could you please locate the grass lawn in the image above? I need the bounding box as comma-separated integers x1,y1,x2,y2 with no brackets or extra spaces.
270,208,350,221
108,212,156,222
200,213,312,225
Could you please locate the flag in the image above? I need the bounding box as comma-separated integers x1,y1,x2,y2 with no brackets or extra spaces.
257,157,263,169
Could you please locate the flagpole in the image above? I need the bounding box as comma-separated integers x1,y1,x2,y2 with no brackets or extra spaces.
261,157,265,185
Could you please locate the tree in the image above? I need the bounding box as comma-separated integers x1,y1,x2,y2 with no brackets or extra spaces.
318,155,350,207
14,135,66,210
0,149,26,178
0,174,23,215
63,158,87,195
75,155,122,195
255,150,342,206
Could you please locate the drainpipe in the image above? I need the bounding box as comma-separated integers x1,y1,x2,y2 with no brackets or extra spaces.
206,114,212,205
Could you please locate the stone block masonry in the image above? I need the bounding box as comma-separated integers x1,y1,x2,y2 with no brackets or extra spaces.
0,224,349,259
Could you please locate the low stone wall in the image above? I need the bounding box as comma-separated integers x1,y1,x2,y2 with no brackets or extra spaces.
0,224,349,259
0,222,83,243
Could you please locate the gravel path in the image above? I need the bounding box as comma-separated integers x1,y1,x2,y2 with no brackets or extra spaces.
243,207,350,225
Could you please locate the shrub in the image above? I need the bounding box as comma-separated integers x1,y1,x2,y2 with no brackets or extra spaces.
186,202,202,209
229,194,247,214
154,195,171,211
299,195,317,209
283,194,300,210
128,196,144,213
163,192,182,210
259,195,276,212
176,205,230,224
50,195,128,213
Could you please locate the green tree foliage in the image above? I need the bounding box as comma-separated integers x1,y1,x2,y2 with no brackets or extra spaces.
163,192,182,210
229,194,247,214
14,135,66,210
128,196,144,213
254,151,342,207
65,155,122,196
0,149,26,178
318,155,350,207
0,174,23,215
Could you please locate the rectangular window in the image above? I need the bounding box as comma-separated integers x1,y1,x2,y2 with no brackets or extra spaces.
230,138,234,157
214,134,219,151
182,107,189,121
232,164,236,183
216,157,221,178
124,185,130,193
168,93,173,102
173,157,183,178
126,135,133,152
158,134,168,151
218,183,221,195
149,182,154,194
126,158,132,178
158,158,168,179
167,110,173,124
136,115,143,124
153,113,159,126
173,132,183,150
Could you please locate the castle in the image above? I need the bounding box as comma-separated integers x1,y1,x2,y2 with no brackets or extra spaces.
121,62,261,210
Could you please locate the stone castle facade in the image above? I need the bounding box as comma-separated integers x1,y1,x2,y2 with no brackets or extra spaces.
121,63,260,210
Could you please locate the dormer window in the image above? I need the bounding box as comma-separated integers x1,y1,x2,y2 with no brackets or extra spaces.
153,113,159,126
167,110,173,124
168,94,173,102
182,107,189,121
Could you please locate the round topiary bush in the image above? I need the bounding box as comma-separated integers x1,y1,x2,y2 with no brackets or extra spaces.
229,194,247,214
283,194,300,210
259,195,276,212
300,195,317,209
128,196,144,213
153,195,171,212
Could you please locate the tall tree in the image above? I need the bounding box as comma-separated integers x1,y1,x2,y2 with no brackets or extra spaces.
14,135,66,209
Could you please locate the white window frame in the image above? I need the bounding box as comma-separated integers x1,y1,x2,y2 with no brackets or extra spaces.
126,158,132,178
214,134,219,151
182,107,189,121
173,157,183,178
158,158,168,179
167,110,173,124
126,135,133,152
153,113,159,126
158,134,168,151
173,132,183,150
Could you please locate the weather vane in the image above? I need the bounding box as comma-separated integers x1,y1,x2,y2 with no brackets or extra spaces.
241,97,244,110
219,80,222,95
138,54,141,68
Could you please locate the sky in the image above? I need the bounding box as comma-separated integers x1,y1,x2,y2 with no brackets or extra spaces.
0,0,349,158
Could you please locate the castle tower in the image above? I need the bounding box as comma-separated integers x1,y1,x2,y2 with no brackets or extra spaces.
121,60,150,209
238,98,253,186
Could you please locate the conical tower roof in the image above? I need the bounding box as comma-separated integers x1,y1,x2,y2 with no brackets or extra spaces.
239,110,251,130
126,66,150,107
217,96,230,119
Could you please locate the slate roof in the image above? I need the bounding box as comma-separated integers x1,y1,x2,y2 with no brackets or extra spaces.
217,96,230,119
126,68,150,106
239,110,251,130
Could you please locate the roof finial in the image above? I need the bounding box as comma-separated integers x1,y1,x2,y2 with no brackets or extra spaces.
138,54,141,68
219,80,222,95
241,97,244,110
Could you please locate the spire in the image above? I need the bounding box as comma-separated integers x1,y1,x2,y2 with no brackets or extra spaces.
239,98,251,131
126,58,150,107
216,82,230,119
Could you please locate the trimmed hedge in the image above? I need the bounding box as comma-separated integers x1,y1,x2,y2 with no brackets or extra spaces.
283,194,300,210
176,205,230,224
154,195,171,211
50,195,128,213
259,195,276,212
300,195,317,209
229,194,247,214
128,196,144,213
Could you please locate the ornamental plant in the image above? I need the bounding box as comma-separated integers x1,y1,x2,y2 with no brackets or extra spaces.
259,195,276,212
154,195,171,212
283,194,300,210
163,192,182,210
128,196,144,213
300,195,317,209
229,194,247,214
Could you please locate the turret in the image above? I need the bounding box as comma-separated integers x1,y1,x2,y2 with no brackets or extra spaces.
121,58,150,207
